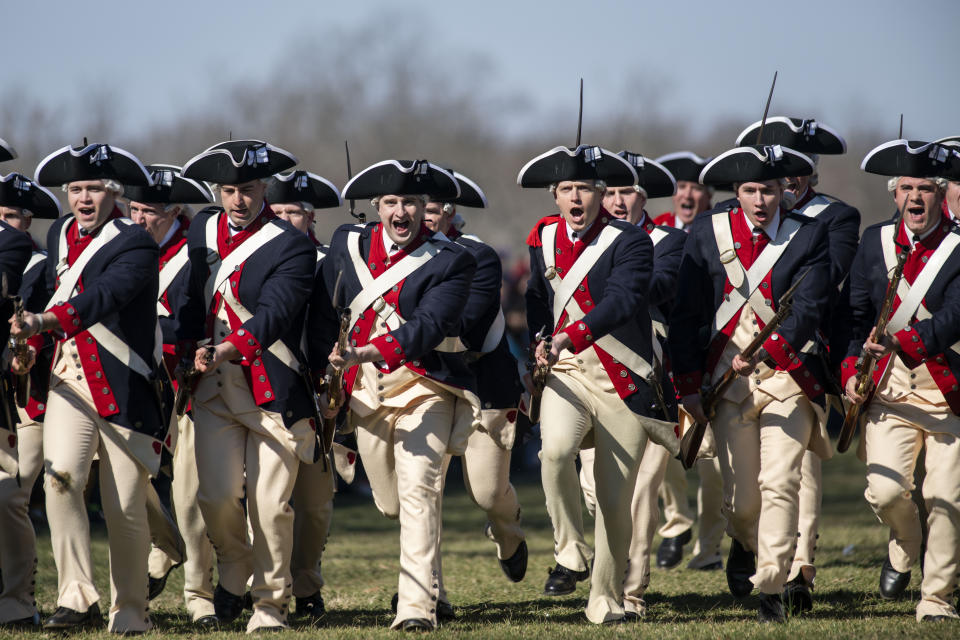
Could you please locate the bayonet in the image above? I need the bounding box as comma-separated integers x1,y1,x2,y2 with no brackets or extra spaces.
755,71,778,145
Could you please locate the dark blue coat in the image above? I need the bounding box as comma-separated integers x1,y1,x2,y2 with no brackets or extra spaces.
18,249,52,420
452,232,523,410
176,209,317,428
308,222,478,394
44,215,167,438
0,222,32,430
668,208,832,404
526,216,671,419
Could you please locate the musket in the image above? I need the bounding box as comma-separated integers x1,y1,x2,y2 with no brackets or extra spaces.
321,270,350,453
174,345,213,416
2,273,30,408
677,267,811,469
344,141,365,224
836,206,911,453
898,114,903,139
527,326,553,424
575,78,583,147
754,71,778,145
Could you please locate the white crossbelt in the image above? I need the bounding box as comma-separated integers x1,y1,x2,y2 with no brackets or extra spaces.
25,251,45,273
794,194,831,219
46,218,161,379
200,214,301,370
157,244,189,317
880,224,960,356
540,222,655,378
344,230,464,352
452,234,507,354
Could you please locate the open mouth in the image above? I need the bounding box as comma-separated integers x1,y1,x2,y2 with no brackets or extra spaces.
679,201,694,213
392,219,411,235
568,207,585,224
78,206,96,217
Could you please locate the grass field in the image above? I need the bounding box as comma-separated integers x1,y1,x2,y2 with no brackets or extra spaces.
18,447,958,639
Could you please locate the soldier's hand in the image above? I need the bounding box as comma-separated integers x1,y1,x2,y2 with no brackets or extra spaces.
195,344,230,373
10,345,36,375
9,311,42,339
844,375,868,404
682,393,709,425
320,389,344,418
732,353,759,376
863,326,899,359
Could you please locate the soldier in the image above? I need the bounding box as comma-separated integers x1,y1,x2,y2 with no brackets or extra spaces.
176,139,319,632
669,143,832,623
11,142,169,633
735,117,861,610
575,151,688,617
310,159,479,632
0,170,52,629
648,150,727,571
422,170,528,588
265,169,342,626
123,165,220,628
522,144,679,624
841,139,960,622
653,152,715,231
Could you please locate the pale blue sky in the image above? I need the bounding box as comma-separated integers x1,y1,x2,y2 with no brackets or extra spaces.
4,0,957,141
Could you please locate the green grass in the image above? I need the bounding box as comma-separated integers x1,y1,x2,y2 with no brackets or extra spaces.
17,450,958,638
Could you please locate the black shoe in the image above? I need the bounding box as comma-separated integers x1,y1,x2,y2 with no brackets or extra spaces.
293,591,325,626
879,556,911,600
656,528,692,569
695,560,724,571
0,612,41,629
623,611,642,622
783,574,813,615
543,564,589,596
758,593,786,623
726,539,756,598
251,626,286,632
194,615,219,630
213,584,245,624
42,604,104,630
499,541,528,583
601,616,627,625
401,618,433,632
147,562,181,601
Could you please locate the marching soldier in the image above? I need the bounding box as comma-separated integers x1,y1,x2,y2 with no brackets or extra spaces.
669,143,832,623
124,165,220,628
265,169,342,626
310,159,480,631
175,139,319,632
522,144,679,624
841,139,960,622
11,142,170,633
422,170,528,587
653,151,716,231
0,170,51,629
735,116,861,610
648,150,727,571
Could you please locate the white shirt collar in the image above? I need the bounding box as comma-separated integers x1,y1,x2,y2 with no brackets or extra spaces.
744,207,781,239
911,221,940,247
228,203,264,236
158,218,181,248
948,206,958,223
566,219,595,243
382,225,413,256
673,214,685,231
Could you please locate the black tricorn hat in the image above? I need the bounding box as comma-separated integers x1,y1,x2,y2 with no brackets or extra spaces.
700,145,814,186
265,171,342,209
0,172,62,218
614,151,676,197
517,145,637,189
124,164,214,205
182,139,297,184
655,151,712,183
342,160,460,200
0,137,17,163
449,171,487,208
736,117,847,155
34,143,152,187
861,139,960,179
935,135,960,148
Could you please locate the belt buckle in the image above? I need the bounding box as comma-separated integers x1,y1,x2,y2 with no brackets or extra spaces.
372,297,386,313
719,248,737,264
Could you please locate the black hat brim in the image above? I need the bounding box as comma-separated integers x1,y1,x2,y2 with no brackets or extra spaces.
182,140,298,184
0,137,17,163
736,117,846,155
35,143,152,187
700,145,814,186
517,145,637,189
265,171,343,209
451,171,487,208
0,173,62,218
861,139,960,179
655,151,711,184
124,164,214,205
342,160,460,200
616,152,676,197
